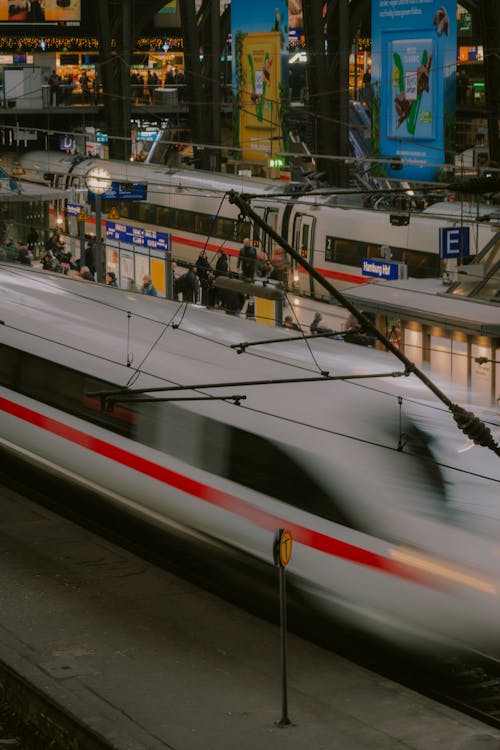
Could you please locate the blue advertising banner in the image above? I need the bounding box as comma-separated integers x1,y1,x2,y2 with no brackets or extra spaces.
106,221,170,252
371,0,456,181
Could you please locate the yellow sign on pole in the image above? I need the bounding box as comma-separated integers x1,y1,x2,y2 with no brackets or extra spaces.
273,528,292,568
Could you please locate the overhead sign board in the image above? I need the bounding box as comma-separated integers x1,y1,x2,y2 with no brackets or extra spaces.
439,227,470,259
89,182,147,201
106,221,170,252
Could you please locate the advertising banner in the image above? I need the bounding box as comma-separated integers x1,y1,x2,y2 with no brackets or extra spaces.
371,0,456,181
0,0,81,23
231,0,288,165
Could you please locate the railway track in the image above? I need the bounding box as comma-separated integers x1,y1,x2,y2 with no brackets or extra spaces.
2,448,500,737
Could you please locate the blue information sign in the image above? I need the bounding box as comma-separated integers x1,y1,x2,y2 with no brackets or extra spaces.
362,258,400,280
439,227,470,259
106,221,170,251
88,182,147,201
66,203,83,216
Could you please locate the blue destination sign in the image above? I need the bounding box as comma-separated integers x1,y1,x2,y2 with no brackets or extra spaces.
439,227,470,259
88,181,147,201
106,221,170,251
362,258,399,280
66,203,83,216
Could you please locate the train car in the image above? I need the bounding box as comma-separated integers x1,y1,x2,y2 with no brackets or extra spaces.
1,150,498,298
1,263,500,653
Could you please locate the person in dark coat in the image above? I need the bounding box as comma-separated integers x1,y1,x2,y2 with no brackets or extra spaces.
84,238,96,279
106,271,118,287
222,272,245,315
174,265,198,302
195,251,211,306
16,241,32,266
211,248,228,308
237,237,256,281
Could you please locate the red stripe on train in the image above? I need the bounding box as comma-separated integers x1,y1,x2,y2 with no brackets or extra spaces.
0,395,440,590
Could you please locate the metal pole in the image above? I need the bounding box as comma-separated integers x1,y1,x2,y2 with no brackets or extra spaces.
278,565,291,727
227,190,500,456
95,193,104,283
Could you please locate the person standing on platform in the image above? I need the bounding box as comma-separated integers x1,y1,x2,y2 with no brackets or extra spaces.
105,271,118,287
195,250,211,306
174,265,198,302
79,71,91,104
237,237,256,281
48,70,60,106
270,245,289,289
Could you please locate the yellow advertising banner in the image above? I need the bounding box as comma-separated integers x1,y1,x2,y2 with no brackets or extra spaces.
239,32,282,164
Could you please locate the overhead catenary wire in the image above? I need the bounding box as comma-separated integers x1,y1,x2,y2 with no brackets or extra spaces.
227,189,500,459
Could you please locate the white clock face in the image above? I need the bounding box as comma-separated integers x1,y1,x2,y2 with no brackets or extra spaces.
86,166,112,194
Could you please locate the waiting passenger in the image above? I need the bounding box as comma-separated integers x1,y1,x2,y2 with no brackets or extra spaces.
210,248,229,308
77,265,94,281
16,241,32,266
283,315,301,331
142,275,157,296
174,265,198,302
40,250,59,272
106,271,118,287
127,278,139,293
223,273,245,316
195,251,212,305
310,312,333,336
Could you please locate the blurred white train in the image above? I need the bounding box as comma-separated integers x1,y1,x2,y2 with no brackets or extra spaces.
1,263,499,652
1,149,498,297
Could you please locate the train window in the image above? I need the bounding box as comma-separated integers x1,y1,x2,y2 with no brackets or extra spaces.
195,213,212,236
173,208,191,233
233,219,252,243
402,249,440,278
301,223,309,254
136,203,157,225
0,344,135,437
226,426,351,526
156,206,172,227
333,238,368,265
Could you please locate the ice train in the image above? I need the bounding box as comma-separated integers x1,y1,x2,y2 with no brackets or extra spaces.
1,149,498,297
1,263,500,651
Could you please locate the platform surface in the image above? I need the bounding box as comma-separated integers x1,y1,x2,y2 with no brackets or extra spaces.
0,483,498,750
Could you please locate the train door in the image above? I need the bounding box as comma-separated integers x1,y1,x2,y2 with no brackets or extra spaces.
292,213,316,295
251,206,279,257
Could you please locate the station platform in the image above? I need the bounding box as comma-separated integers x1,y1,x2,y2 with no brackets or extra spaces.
0,483,498,750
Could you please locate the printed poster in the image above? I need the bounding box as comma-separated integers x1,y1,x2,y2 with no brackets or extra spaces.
371,0,456,181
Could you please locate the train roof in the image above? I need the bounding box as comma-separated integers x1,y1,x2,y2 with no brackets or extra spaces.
1,265,498,509
3,150,296,197
422,200,500,221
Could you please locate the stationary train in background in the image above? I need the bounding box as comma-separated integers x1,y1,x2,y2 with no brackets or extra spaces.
0,264,499,653
1,149,498,297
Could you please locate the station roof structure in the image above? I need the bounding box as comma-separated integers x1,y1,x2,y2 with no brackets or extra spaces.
344,277,500,337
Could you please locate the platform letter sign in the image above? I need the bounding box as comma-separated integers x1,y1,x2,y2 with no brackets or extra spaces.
439,227,470,259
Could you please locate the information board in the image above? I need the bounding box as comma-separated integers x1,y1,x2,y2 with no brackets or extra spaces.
106,221,170,252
